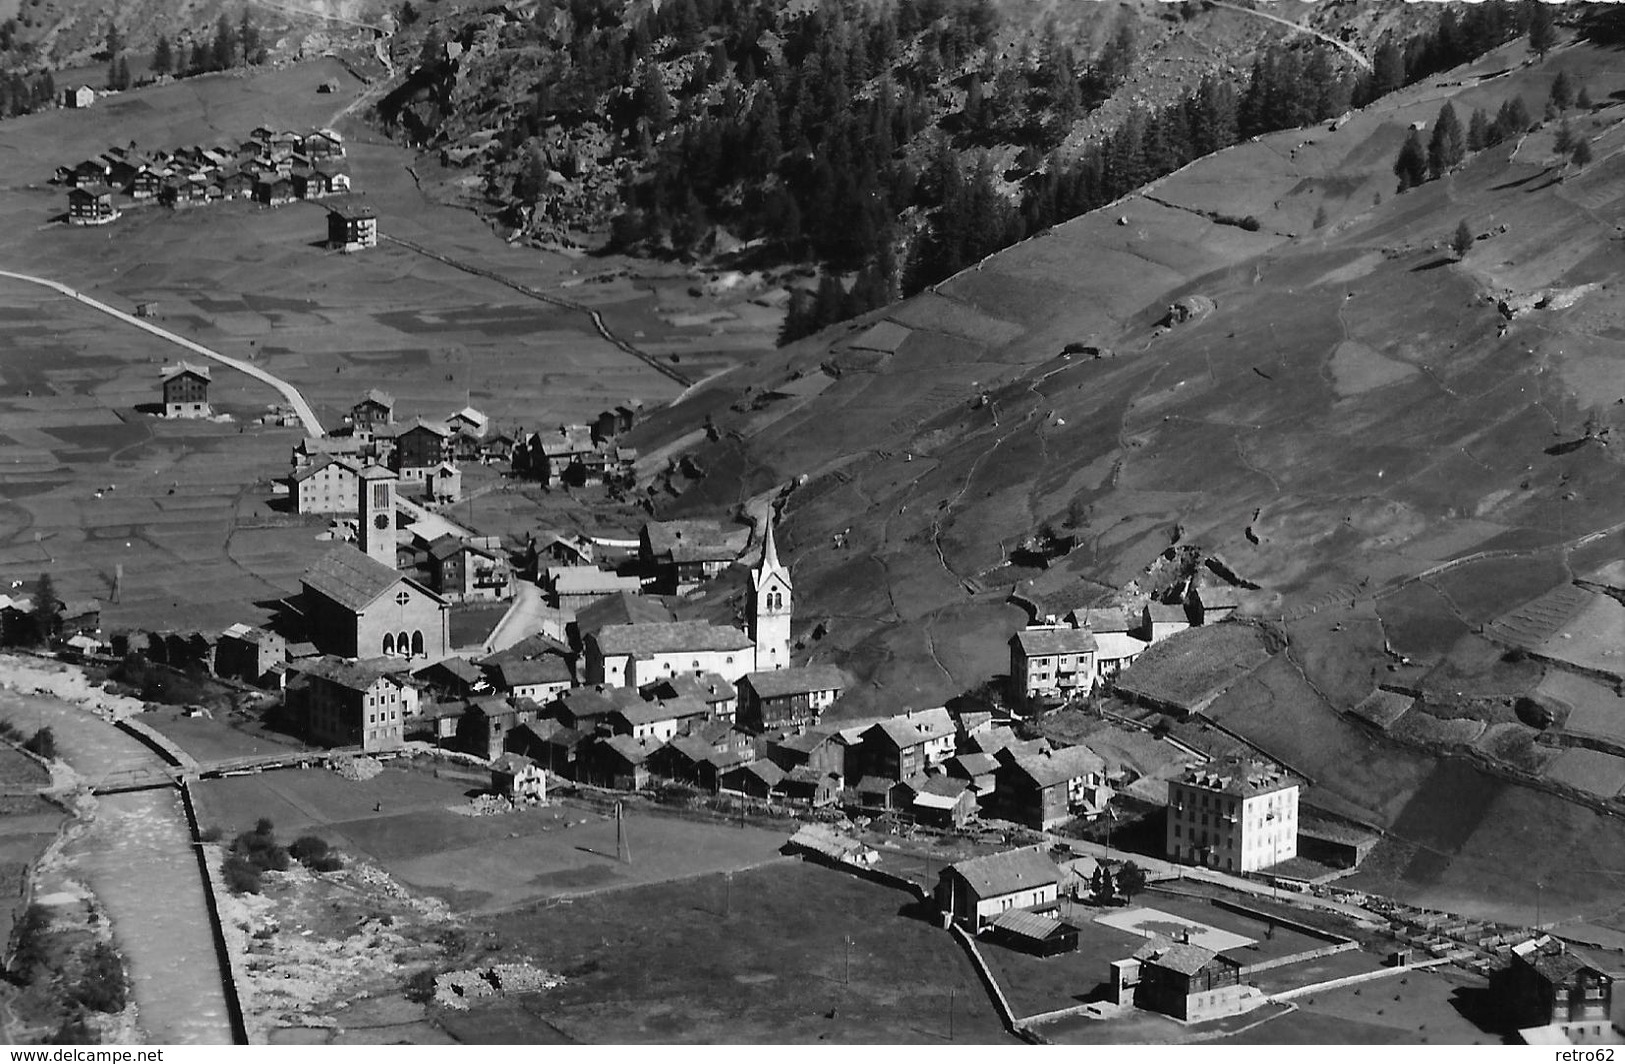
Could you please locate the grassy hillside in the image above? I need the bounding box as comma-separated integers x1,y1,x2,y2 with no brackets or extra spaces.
636,30,1625,721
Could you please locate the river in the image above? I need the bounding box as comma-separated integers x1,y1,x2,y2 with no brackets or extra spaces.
0,689,235,1044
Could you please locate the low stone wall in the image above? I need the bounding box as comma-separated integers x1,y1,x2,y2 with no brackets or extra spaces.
177,781,250,1045
948,921,1018,1034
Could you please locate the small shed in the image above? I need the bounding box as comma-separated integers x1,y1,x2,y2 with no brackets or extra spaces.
987,908,1079,957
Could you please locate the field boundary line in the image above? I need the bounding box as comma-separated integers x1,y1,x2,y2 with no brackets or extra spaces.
379,233,694,387
0,270,325,436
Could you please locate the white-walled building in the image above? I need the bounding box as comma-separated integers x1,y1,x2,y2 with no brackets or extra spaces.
1165,757,1298,874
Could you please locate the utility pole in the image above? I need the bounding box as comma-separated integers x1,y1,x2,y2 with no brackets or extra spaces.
616,801,631,864
844,934,852,985
724,870,733,918
948,988,955,1041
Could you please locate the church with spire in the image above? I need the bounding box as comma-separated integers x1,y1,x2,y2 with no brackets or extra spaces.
749,515,793,671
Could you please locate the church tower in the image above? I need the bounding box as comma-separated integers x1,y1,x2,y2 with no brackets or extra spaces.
750,515,793,670
357,465,398,569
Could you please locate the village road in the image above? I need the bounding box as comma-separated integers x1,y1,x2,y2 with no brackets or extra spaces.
0,269,325,437
483,579,546,654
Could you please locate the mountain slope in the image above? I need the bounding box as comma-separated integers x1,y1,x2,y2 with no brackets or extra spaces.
636,30,1625,727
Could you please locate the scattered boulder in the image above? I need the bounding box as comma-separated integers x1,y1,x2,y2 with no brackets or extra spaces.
1162,295,1215,326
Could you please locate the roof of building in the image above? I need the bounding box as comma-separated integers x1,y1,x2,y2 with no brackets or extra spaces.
593,620,754,656
1006,745,1106,788
514,719,582,748
161,360,212,382
1071,607,1138,633
643,519,747,563
599,734,656,764
774,728,837,756
949,752,1000,777
496,656,572,688
742,664,845,700
613,696,710,727
489,752,536,775
902,706,955,742
417,656,483,685
919,775,972,799
555,686,620,720
290,454,361,482
302,545,444,612
723,759,786,787
854,775,902,794
549,566,642,595
355,388,394,410
575,592,675,636
1191,577,1241,608
479,632,571,668
1178,756,1296,798
653,671,737,703
865,718,927,749
398,417,451,438
1145,603,1189,624
1013,626,1098,657
294,655,394,692
990,909,1069,942
944,848,1059,898
1094,631,1150,661
1136,940,1221,977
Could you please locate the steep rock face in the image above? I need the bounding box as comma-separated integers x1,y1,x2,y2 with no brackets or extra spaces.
633,36,1625,717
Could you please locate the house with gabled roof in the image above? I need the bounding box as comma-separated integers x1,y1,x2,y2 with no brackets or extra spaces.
546,565,642,611
640,519,748,591
392,418,453,486
215,624,286,686
911,775,976,828
777,765,840,808
936,848,1061,931
737,664,844,732
859,718,931,781
510,718,585,777
767,727,845,779
413,655,487,700
718,759,786,801
426,534,511,603
580,734,657,790
996,744,1108,830
1498,939,1625,1042
300,544,450,662
492,655,573,702
352,389,395,436
945,752,1000,798
571,591,675,650
289,454,361,514
1115,938,1255,1022
605,695,710,743
160,362,211,418
643,671,737,722
490,752,546,801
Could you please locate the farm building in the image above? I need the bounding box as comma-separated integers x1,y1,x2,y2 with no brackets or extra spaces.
605,696,710,743
718,759,786,801
128,168,163,200
767,727,845,778
414,655,487,700
736,664,844,732
550,685,625,732
650,735,750,791
490,752,546,801
527,531,594,572
491,655,573,702
215,624,287,686
1010,625,1097,708
66,184,119,225
510,719,585,776
936,848,1061,932
1186,576,1241,625
327,202,377,250
426,461,461,504
580,734,657,790
546,565,643,612
996,744,1109,830
777,765,841,807
1165,756,1298,873
252,173,295,205
447,406,488,438
300,544,451,662
1143,602,1191,642
585,620,755,688
1111,939,1255,1022
456,697,535,760
63,85,95,108
987,909,1078,957
160,362,211,418
856,719,931,782
640,519,747,592
910,775,977,828
644,671,737,721
787,825,878,867
288,655,411,753
1497,938,1625,1042
944,752,999,798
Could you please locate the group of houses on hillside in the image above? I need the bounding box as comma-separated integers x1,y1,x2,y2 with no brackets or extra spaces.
59,125,374,246
1008,568,1242,710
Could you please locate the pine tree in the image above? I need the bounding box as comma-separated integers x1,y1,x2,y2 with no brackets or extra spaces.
33,573,59,646
1467,107,1491,151
1554,117,1574,155
640,64,673,134
213,13,235,70
1452,219,1474,258
153,34,172,75
1572,137,1593,168
1428,102,1465,178
1578,84,1594,110
104,20,121,59
1527,0,1556,59
1394,127,1427,190
1550,69,1574,112
115,54,129,90
1370,39,1406,100
239,11,262,66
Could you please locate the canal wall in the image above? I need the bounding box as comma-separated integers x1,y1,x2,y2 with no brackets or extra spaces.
179,781,250,1045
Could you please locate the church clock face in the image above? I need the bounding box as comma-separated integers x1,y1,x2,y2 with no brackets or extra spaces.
374,514,391,531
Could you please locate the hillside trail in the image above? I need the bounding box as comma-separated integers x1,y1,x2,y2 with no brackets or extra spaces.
0,269,324,436
1206,0,1372,72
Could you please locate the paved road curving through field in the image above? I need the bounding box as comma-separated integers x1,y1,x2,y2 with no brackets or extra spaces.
0,269,325,437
